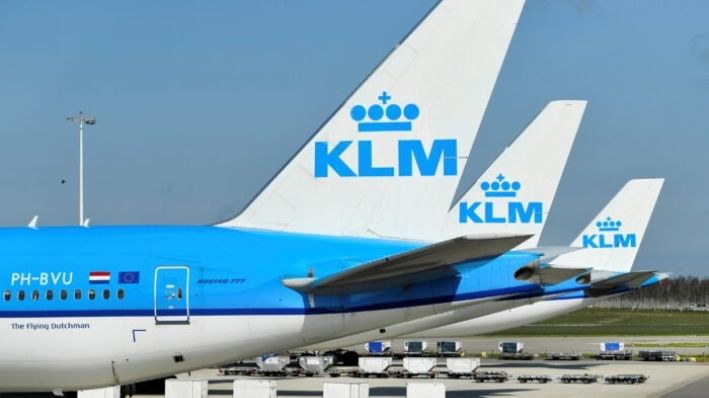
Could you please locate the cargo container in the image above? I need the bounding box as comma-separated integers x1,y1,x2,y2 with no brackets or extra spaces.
598,342,632,360
498,342,533,360
404,341,428,356
356,357,393,378
436,341,463,357
256,356,290,376
400,357,437,378
298,356,334,377
364,341,392,355
445,357,480,379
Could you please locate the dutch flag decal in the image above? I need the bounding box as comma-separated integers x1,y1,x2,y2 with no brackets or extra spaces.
89,271,111,284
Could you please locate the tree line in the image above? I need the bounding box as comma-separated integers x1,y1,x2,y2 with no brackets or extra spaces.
592,276,709,311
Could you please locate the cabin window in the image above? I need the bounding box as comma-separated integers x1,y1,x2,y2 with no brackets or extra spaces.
102,289,110,300
17,290,25,301
117,289,125,300
88,289,96,300
31,290,39,301
3,290,10,301
74,289,82,300
60,290,68,300
46,290,53,301
177,288,183,300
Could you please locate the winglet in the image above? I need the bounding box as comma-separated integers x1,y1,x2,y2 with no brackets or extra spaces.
28,215,38,229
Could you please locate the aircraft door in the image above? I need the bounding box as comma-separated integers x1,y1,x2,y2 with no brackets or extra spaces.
154,266,190,324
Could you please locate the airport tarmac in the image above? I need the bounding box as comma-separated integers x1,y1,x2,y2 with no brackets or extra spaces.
178,360,709,398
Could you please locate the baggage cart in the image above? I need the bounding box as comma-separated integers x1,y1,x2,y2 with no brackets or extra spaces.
517,375,552,384
605,374,648,384
560,374,599,384
474,371,509,383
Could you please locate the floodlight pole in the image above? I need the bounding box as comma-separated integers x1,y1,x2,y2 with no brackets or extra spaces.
66,111,96,226
79,116,84,226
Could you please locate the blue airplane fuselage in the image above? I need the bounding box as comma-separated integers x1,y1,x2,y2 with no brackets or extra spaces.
0,226,540,319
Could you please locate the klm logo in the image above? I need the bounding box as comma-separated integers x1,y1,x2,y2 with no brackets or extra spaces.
314,91,458,177
459,174,543,224
582,217,636,249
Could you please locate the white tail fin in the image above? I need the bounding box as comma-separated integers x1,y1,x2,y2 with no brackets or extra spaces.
550,179,664,272
434,100,586,245
219,0,525,240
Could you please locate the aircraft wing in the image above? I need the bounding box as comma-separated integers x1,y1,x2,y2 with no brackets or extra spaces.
589,270,657,292
283,234,532,295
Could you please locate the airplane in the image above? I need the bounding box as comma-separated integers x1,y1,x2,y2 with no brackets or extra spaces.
303,179,664,348
0,0,536,393
413,178,665,338
299,98,589,349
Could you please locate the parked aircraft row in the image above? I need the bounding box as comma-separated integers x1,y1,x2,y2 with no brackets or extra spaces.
0,0,664,393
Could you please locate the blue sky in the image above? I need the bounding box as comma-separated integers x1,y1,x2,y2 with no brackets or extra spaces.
1,1,708,276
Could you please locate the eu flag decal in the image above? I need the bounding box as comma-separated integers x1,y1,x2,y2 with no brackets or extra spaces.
118,271,140,284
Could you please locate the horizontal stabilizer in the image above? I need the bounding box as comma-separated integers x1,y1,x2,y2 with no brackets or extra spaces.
284,234,532,294
590,271,657,291
525,246,582,263
536,267,590,285
514,263,589,285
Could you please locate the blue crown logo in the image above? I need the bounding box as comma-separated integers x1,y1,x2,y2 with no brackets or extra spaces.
350,91,420,132
596,216,622,232
481,174,521,197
